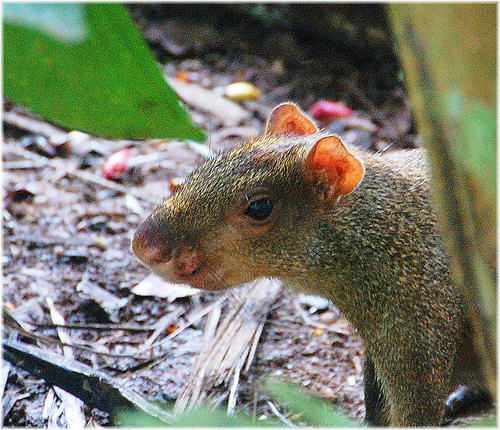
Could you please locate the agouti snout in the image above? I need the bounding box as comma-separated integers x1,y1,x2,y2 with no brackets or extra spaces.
132,103,486,426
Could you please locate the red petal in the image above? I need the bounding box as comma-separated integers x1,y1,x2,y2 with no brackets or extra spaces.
102,148,132,180
309,100,353,121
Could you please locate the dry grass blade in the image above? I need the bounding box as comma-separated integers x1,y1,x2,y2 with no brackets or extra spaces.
201,302,222,350
174,279,282,414
167,78,250,127
46,297,87,428
227,353,246,416
143,308,185,348
42,389,57,422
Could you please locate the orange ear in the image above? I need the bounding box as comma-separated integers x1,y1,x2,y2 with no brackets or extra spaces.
305,136,365,196
265,103,318,136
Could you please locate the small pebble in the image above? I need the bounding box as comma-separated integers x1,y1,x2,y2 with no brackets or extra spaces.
347,375,357,386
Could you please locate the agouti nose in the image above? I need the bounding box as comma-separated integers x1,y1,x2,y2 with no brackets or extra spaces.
131,218,173,265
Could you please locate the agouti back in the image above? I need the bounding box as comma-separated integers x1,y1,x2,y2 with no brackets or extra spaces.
132,103,485,426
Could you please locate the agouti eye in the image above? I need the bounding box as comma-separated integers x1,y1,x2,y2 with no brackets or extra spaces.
245,199,274,221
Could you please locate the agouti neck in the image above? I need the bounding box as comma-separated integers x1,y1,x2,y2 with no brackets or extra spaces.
289,152,452,332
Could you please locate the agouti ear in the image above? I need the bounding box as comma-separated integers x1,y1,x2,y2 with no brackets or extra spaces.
265,103,319,136
304,136,365,196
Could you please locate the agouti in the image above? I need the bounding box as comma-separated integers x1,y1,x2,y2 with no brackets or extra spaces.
131,103,486,426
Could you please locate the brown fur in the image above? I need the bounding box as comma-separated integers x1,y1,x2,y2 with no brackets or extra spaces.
132,108,484,426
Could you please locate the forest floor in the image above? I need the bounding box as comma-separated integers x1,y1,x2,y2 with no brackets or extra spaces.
4,4,483,428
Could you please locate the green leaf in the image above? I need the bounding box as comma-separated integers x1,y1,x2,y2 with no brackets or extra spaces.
172,405,272,427
118,380,357,427
4,3,205,141
117,409,169,427
118,404,278,427
265,380,357,427
469,416,497,427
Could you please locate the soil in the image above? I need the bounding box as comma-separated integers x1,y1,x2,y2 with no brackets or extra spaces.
4,4,479,428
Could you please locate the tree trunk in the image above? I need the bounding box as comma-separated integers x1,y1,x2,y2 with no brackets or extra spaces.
388,4,496,396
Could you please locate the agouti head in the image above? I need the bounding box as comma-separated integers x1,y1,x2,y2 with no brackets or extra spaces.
132,103,365,290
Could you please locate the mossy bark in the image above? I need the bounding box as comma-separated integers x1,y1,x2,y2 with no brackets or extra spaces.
388,4,496,397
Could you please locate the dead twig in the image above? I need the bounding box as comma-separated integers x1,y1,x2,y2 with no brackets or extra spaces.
9,234,94,248
4,160,48,170
34,322,155,332
4,317,149,360
3,393,31,422
3,110,68,142
75,272,128,321
69,169,157,205
0,361,12,407
136,297,226,354
3,142,51,163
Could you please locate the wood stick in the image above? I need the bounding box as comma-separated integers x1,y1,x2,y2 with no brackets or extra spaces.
3,339,173,424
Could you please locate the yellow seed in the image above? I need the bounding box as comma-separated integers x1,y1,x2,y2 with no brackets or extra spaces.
225,81,261,102
313,327,325,336
94,237,107,251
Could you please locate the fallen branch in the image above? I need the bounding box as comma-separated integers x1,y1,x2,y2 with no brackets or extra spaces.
3,339,174,424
